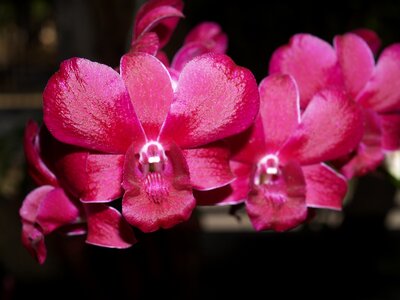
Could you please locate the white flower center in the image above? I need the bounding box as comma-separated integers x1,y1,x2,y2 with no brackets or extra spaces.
254,154,280,185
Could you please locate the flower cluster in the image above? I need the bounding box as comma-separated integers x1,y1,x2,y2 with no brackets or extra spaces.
20,0,400,263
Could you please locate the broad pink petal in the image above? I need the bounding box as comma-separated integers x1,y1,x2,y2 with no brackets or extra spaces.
246,161,307,232
352,28,382,55
122,143,195,232
269,34,339,108
85,204,136,248
21,223,46,264
182,142,234,191
43,58,145,154
302,163,347,210
357,44,400,113
341,110,384,178
160,53,260,148
229,117,267,165
133,0,184,48
334,33,375,99
195,161,252,205
259,74,300,152
280,89,363,165
380,112,400,150
80,154,125,202
171,42,209,72
184,22,228,54
24,121,58,186
121,53,174,139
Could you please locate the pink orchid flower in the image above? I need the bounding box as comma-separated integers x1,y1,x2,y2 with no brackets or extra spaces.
43,51,259,233
21,121,136,264
198,74,363,231
269,31,400,178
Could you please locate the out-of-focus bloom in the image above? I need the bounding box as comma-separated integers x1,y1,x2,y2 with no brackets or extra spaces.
21,121,136,264
43,51,259,233
269,31,400,178
198,74,362,231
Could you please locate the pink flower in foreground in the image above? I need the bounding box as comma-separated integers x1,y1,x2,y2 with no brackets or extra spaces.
21,121,136,263
43,52,259,233
269,32,400,178
198,74,363,231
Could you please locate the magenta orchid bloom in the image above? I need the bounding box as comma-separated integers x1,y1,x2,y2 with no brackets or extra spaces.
198,74,363,231
269,32,400,178
43,52,259,233
21,121,136,264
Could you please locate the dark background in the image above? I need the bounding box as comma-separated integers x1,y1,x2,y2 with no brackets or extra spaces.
1,0,400,299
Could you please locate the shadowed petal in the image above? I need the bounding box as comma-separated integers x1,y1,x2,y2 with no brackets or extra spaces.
122,143,195,232
133,0,183,48
280,89,363,165
24,121,58,186
121,53,174,139
160,53,259,148
130,32,160,55
380,112,400,150
334,33,375,99
246,161,307,232
229,117,267,164
21,223,46,265
195,161,252,205
269,34,339,108
183,142,234,191
184,22,228,54
302,163,347,210
85,204,136,248
357,44,400,113
341,110,384,178
259,74,300,153
352,28,382,56
43,58,145,154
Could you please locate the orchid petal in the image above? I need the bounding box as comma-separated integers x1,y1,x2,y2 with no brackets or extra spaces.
246,161,307,232
269,34,339,108
24,121,58,186
195,161,252,205
380,112,400,150
21,223,46,264
302,163,347,210
341,110,384,178
352,28,382,56
85,204,136,249
357,44,400,113
182,142,234,191
280,89,363,165
130,32,160,56
160,53,259,148
171,42,210,72
133,0,184,48
334,33,375,99
259,74,300,153
121,53,174,139
184,22,228,54
43,58,145,154
122,143,195,232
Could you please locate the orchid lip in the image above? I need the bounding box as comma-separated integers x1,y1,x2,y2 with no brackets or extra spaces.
254,154,280,185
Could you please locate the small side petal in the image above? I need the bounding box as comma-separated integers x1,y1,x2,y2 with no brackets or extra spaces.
184,22,228,54
43,58,145,154
182,142,234,191
171,42,210,72
280,89,364,165
122,143,195,232
269,34,339,108
24,121,58,186
20,185,53,223
85,204,137,249
21,223,46,264
302,163,347,210
160,53,259,148
357,44,400,113
121,53,174,139
259,74,300,152
246,161,307,232
334,33,375,99
380,112,400,150
195,161,252,205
